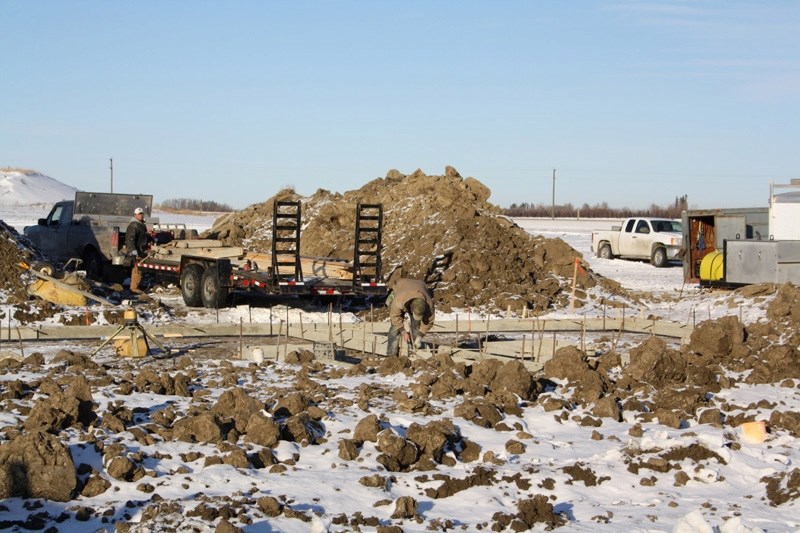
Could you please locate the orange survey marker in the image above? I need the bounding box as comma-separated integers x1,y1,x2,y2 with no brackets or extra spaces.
570,257,586,310
575,257,587,275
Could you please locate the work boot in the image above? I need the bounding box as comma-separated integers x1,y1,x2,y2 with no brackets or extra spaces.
130,264,142,294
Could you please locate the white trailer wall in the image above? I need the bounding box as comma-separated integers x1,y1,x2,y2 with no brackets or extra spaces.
770,185,800,240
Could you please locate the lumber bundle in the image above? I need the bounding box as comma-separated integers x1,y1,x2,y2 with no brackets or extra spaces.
150,240,353,279
151,240,244,260
246,252,353,280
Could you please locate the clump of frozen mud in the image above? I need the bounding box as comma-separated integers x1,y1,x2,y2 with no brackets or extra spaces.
541,285,800,437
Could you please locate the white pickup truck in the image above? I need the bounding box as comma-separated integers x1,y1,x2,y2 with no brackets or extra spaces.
590,217,683,267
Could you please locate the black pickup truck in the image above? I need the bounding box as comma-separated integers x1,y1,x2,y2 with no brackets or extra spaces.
24,191,156,279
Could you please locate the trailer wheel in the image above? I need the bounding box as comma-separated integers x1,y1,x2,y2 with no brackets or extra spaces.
201,265,230,308
651,247,668,268
181,264,204,307
598,243,614,260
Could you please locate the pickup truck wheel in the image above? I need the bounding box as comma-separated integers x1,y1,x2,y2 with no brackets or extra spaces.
181,264,204,307
598,243,614,260
201,265,230,309
82,249,104,281
651,247,668,268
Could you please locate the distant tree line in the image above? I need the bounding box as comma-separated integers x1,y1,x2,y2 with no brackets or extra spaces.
157,198,234,212
505,195,688,219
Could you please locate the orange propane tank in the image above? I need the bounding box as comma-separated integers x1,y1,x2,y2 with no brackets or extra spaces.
699,251,725,281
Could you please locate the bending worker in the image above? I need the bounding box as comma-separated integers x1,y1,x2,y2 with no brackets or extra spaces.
386,278,435,356
126,207,149,293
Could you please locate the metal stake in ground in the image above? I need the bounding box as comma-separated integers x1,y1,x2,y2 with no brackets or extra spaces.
406,335,416,358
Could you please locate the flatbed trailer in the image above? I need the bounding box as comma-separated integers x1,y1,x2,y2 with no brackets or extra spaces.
137,201,386,307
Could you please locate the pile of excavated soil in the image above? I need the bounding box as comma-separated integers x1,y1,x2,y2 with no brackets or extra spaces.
206,167,621,313
0,221,40,304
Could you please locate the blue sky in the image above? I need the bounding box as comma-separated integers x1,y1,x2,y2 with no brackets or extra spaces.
2,1,798,210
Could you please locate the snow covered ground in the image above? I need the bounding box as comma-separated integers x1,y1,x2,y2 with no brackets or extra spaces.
0,183,797,531
513,217,685,293
513,218,770,329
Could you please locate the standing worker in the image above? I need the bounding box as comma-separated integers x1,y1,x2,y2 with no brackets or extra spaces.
386,278,434,356
126,207,149,293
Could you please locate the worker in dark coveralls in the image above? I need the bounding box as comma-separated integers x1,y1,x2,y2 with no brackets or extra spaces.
126,207,149,293
386,278,435,356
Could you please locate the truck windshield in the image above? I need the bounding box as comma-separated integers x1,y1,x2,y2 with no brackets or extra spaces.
653,220,682,232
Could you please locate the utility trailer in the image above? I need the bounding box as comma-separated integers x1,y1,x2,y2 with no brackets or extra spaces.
720,240,800,285
682,207,768,284
136,201,386,307
683,180,800,287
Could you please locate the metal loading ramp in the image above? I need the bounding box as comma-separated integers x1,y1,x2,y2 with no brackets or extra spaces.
271,200,303,284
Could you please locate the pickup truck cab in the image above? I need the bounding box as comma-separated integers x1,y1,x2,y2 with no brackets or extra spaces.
24,191,156,279
591,217,683,267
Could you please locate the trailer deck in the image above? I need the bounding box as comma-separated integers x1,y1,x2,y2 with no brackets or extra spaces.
137,201,386,307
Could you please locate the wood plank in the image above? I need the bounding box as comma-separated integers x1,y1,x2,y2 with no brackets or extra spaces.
151,242,243,259
246,253,353,279
151,240,353,278
166,239,224,249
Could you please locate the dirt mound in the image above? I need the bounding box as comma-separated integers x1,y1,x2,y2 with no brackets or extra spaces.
0,221,39,303
207,167,614,313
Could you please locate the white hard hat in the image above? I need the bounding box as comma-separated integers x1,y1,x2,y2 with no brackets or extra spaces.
134,207,144,215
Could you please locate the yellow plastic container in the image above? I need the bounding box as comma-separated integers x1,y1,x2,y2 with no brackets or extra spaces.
700,251,725,281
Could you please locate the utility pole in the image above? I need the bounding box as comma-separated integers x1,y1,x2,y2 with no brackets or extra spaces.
551,168,556,219
109,158,114,193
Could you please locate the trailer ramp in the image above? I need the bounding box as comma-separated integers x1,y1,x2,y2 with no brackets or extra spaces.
272,201,303,288
353,203,384,292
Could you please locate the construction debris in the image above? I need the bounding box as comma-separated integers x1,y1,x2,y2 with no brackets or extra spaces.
27,278,88,306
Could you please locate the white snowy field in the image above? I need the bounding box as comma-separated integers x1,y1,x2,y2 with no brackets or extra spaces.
512,217,685,293
511,218,771,330
0,169,220,235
